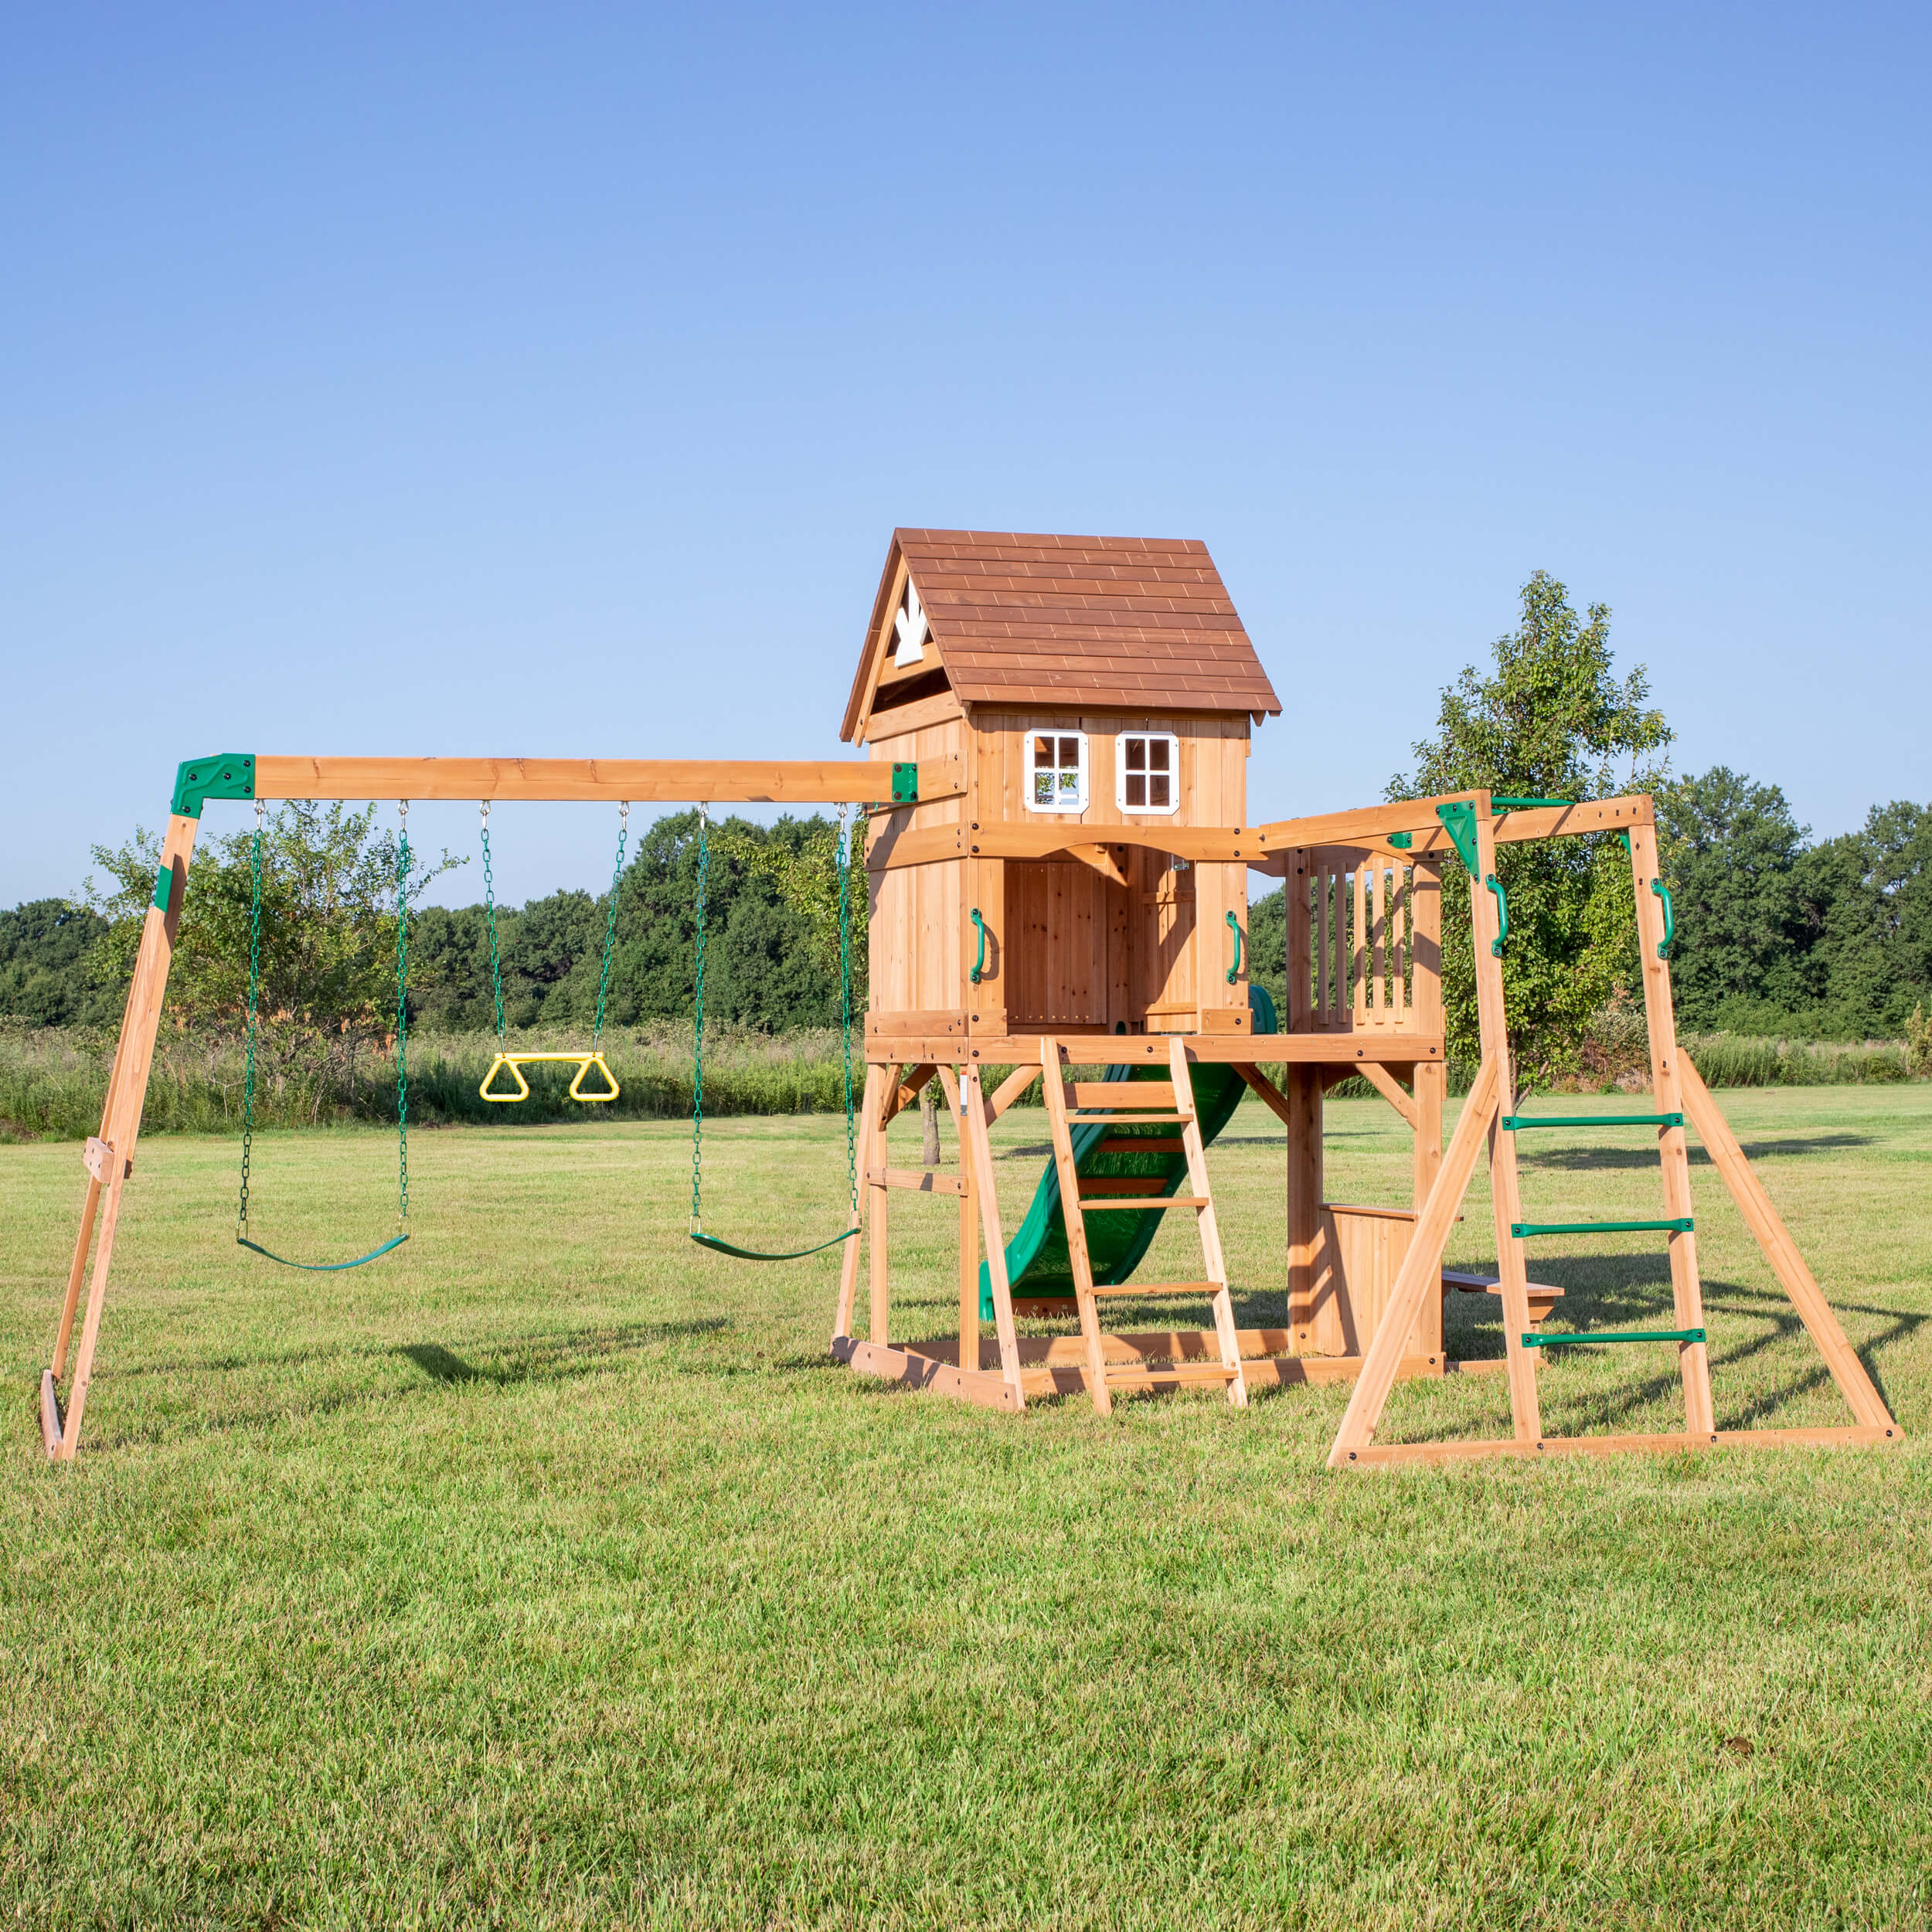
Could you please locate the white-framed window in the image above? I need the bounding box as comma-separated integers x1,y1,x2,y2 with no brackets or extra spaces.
1115,730,1180,814
1027,730,1089,812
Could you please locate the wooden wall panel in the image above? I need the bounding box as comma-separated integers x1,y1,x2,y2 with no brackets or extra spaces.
867,717,965,1012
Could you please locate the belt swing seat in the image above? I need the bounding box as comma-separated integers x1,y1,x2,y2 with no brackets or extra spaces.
475,800,629,1106
686,801,860,1263
234,801,413,1271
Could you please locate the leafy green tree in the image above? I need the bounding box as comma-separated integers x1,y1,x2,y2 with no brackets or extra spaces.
1391,571,1672,1083
1656,767,1810,1028
84,804,461,1096
0,900,112,1026
1789,802,1932,1036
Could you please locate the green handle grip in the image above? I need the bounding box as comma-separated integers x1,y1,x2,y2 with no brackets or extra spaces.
970,907,986,985
1226,910,1243,985
1651,877,1673,958
1486,874,1508,957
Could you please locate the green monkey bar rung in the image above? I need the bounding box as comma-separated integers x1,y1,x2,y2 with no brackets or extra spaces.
1501,1112,1683,1130
1520,1326,1705,1349
1511,1217,1694,1238
1492,795,1575,811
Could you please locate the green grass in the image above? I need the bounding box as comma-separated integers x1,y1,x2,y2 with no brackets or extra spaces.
4,1087,1930,1928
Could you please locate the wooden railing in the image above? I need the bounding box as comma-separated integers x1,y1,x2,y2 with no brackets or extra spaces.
1287,849,1441,1034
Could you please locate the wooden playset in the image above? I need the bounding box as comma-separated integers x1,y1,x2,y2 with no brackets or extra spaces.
40,529,1903,1467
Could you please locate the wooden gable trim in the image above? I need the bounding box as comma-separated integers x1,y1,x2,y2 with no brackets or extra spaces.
843,543,963,743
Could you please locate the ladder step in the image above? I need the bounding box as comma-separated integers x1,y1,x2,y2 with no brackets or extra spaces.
1081,1196,1211,1212
1078,1176,1172,1196
1094,1135,1185,1153
1104,1361,1241,1385
1521,1327,1705,1348
1512,1217,1693,1237
1502,1113,1683,1130
1088,1280,1219,1298
1067,1111,1191,1124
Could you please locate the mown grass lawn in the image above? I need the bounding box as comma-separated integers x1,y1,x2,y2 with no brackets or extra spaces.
4,1085,1929,1929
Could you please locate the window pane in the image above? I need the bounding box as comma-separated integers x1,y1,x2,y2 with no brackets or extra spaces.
1058,767,1079,799
1150,774,1170,808
1034,771,1055,804
1126,774,1146,808
1149,738,1170,773
1126,738,1145,770
1034,736,1053,770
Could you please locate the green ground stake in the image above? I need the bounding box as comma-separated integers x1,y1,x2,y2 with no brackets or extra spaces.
1512,1217,1694,1237
1502,1113,1682,1130
1521,1327,1705,1349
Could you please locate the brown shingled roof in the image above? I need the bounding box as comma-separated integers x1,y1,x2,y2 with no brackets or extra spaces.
842,529,1282,741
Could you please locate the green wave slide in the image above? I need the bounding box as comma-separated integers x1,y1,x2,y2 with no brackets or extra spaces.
978,985,1277,1318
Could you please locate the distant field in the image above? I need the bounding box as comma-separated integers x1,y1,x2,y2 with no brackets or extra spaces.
4,1087,1929,1927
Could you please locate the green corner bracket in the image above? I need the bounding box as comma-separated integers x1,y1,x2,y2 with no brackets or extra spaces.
172,754,257,819
1435,801,1480,879
889,762,919,804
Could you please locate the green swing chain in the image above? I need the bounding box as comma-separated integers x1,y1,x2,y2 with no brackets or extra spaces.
236,801,267,1238
594,802,630,1048
689,802,709,1233
479,802,505,1043
395,802,410,1226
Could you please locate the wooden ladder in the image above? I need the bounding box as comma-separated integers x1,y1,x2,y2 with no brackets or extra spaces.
1041,1035,1248,1417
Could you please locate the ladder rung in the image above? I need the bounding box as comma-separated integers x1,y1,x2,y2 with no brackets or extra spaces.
1077,1177,1172,1196
1521,1327,1705,1348
1105,1362,1240,1384
1088,1280,1219,1298
1080,1196,1210,1211
1502,1113,1683,1130
1067,1111,1190,1124
1512,1218,1693,1237
1094,1135,1185,1153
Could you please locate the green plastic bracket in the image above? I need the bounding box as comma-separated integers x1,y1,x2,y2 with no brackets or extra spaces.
890,762,919,804
151,863,174,913
1521,1327,1705,1349
1512,1217,1695,1238
1435,801,1479,879
1502,1112,1683,1130
1388,831,1413,851
172,753,256,819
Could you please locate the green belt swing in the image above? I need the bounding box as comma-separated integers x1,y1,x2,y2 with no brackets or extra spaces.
687,801,860,1262
236,801,412,1270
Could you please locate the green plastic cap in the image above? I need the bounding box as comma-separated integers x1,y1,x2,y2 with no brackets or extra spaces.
172,754,257,819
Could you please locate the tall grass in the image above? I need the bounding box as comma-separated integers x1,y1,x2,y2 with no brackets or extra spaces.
1,1018,1918,1141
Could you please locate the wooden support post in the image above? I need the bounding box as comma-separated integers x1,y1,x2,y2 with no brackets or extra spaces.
1678,1054,1900,1435
1328,1055,1503,1467
937,1066,978,1375
1628,823,1716,1434
833,1065,882,1345
1170,1036,1247,1407
1468,814,1541,1444
1042,1036,1114,1415
49,810,200,1459
868,1062,899,1345
962,1060,1026,1406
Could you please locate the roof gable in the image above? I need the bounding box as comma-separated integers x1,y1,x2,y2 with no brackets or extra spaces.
842,529,1281,742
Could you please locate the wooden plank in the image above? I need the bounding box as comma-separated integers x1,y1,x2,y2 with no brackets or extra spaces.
963,1062,1026,1405
1088,1279,1217,1298
868,1064,895,1347
1068,1080,1176,1110
255,755,964,806
863,1032,1447,1066
1043,1036,1113,1416
869,820,1261,872
1060,842,1131,888
935,1066,980,1377
1286,1068,1323,1352
1342,1423,1903,1469
81,1136,131,1183
1254,791,1657,860
869,1166,965,1196
1357,1062,1420,1128
1328,1054,1503,1468
1677,1053,1900,1432
1227,1063,1291,1127
832,1338,1022,1413
832,1064,880,1345
1081,1196,1212,1211
1628,821,1716,1435
39,1369,63,1457
1171,1036,1247,1408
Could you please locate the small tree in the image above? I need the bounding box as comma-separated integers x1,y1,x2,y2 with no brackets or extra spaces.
1391,572,1672,1085
86,804,461,1104
708,814,869,1012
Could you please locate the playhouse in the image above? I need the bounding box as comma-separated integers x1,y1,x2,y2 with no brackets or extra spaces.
39,527,1903,1468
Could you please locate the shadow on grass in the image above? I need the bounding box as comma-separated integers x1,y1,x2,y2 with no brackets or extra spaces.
1523,1133,1872,1174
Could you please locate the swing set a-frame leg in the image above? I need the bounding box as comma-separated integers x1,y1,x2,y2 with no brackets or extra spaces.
43,811,199,1461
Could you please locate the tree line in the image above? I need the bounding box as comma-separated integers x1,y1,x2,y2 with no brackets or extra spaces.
3,575,1927,1080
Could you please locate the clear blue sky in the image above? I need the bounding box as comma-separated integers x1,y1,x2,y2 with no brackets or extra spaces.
4,3,1925,910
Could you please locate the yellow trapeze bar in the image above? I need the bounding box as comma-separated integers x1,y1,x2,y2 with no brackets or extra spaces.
479,1052,621,1104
